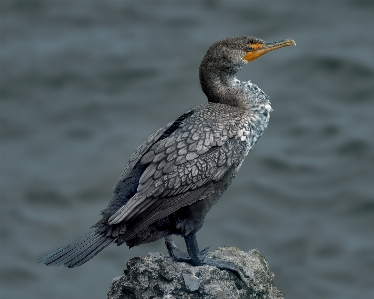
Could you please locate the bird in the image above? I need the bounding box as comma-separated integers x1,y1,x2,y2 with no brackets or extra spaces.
38,36,296,274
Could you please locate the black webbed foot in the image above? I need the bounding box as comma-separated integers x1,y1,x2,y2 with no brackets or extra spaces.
199,257,240,274
165,235,190,262
164,235,209,262
164,234,244,280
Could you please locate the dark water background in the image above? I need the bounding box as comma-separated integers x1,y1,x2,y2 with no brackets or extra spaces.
1,1,374,298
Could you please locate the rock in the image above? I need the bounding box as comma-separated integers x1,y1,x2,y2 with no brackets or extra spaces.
107,247,284,299
182,273,201,292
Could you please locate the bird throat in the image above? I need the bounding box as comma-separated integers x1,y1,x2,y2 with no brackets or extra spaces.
202,72,272,112
232,78,271,110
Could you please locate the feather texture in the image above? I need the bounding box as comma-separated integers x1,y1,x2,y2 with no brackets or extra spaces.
108,103,256,234
37,232,113,268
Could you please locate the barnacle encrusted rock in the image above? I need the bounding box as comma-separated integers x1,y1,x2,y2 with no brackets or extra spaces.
107,247,283,299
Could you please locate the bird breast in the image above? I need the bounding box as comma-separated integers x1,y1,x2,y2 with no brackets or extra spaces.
238,100,272,157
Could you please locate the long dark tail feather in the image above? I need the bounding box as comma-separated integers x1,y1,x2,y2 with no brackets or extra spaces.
37,231,114,268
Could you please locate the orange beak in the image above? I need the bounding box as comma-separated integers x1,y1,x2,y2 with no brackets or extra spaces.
243,39,296,62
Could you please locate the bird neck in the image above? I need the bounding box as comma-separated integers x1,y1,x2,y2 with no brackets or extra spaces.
199,61,268,110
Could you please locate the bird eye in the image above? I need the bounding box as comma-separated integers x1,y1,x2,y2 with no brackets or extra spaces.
246,46,253,51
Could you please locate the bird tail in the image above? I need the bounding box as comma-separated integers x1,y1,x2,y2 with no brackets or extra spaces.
37,231,114,268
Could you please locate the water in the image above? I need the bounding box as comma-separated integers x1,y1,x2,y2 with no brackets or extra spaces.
1,1,374,298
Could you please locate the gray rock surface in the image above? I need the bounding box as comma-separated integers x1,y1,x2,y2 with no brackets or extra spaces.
107,247,283,299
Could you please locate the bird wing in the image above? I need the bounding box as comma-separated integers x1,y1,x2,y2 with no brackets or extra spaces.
117,139,245,240
108,104,251,237
106,110,195,211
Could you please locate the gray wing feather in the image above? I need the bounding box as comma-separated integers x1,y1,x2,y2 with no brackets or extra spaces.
108,104,251,239
106,119,175,210
125,183,216,239
114,120,175,185
119,121,175,181
109,139,245,226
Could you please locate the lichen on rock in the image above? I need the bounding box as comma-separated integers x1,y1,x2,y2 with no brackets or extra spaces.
107,247,283,299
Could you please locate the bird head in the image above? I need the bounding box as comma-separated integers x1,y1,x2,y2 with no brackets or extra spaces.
199,36,296,107
201,36,296,75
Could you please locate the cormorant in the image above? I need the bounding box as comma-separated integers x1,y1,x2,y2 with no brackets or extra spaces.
38,36,296,274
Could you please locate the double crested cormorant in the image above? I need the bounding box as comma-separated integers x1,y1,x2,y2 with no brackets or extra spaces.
38,36,296,274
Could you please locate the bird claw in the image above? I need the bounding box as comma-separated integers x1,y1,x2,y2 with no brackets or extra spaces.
169,247,191,261
165,237,191,261
201,257,236,271
164,236,244,280
167,246,210,262
165,237,210,261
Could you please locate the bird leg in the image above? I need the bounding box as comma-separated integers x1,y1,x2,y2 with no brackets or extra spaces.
164,235,209,262
165,235,190,261
165,234,242,278
184,234,242,277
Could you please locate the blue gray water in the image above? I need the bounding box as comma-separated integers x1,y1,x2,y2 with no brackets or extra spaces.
1,1,373,298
